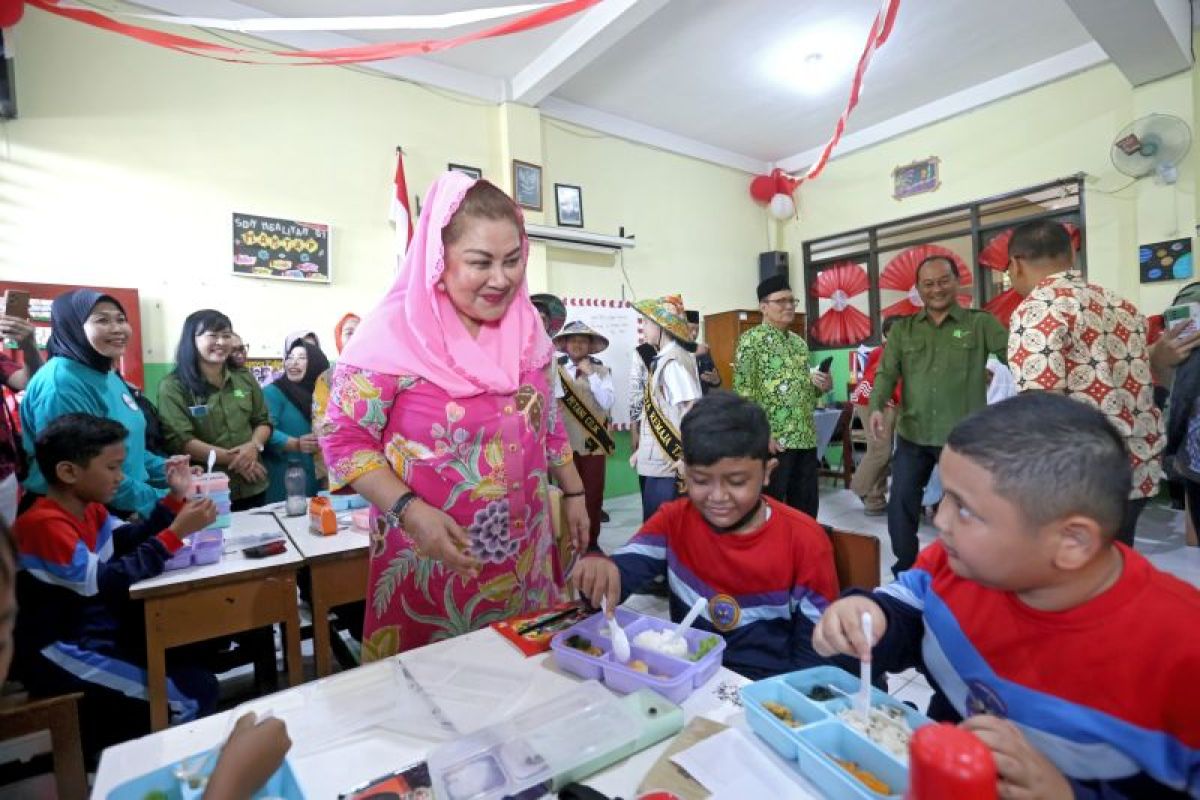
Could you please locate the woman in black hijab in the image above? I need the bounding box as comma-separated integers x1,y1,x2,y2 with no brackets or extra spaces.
20,290,183,516
262,339,329,503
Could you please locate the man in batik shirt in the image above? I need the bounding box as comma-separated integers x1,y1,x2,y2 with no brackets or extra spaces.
1008,219,1163,545
734,275,831,519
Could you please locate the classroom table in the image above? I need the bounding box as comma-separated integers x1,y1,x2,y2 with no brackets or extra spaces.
272,508,369,678
92,626,823,798
129,511,306,732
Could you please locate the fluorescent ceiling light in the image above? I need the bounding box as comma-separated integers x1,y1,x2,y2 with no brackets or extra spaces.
765,28,858,95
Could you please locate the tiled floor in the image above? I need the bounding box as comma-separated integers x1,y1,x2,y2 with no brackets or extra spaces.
595,480,1200,714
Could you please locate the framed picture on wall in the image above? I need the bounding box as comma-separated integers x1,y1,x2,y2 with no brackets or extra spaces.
512,160,543,211
448,163,482,180
555,183,584,228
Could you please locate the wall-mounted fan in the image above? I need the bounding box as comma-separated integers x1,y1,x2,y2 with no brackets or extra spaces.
1111,113,1192,185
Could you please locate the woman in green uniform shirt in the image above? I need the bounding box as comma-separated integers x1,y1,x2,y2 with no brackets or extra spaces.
157,310,273,510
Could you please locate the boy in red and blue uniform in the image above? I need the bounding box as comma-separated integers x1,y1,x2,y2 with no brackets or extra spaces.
573,392,840,680
14,413,220,761
816,392,1200,798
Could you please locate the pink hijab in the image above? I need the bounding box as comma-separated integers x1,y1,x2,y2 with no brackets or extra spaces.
340,171,555,399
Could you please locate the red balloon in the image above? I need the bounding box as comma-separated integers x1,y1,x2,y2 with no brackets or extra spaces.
0,0,24,28
771,168,798,196
749,174,775,204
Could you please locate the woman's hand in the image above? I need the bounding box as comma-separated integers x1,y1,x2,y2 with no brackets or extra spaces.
164,456,194,498
563,495,590,554
226,442,258,474
295,433,321,454
403,500,481,578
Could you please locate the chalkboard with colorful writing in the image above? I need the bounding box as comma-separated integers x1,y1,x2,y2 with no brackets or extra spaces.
232,212,331,283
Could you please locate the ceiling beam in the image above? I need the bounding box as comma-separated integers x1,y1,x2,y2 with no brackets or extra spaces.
775,43,1108,175
539,96,770,174
509,0,669,105
126,0,506,102
1063,0,1193,86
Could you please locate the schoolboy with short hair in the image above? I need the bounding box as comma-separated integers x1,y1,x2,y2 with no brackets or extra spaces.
815,392,1200,798
14,413,221,760
572,391,839,680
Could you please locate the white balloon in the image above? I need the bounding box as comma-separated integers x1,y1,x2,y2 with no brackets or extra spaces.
769,193,796,220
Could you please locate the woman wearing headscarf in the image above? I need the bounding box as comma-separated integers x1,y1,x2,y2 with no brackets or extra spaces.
157,310,273,511
312,314,359,484
20,290,182,517
319,173,589,658
283,330,320,357
263,339,329,503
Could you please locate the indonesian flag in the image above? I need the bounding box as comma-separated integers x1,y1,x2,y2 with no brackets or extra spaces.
390,149,413,269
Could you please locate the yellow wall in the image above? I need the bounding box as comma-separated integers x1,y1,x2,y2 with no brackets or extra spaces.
0,9,771,384
784,62,1197,316
541,118,771,309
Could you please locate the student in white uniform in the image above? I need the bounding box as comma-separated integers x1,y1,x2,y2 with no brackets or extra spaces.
630,295,701,521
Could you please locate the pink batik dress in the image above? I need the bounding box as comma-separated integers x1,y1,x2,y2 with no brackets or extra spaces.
321,360,575,659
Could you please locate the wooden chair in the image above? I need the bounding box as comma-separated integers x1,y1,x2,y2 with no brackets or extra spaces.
817,403,857,489
825,527,882,591
0,689,87,800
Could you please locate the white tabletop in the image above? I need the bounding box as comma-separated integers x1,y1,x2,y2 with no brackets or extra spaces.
128,511,302,598
272,507,369,561
92,627,824,799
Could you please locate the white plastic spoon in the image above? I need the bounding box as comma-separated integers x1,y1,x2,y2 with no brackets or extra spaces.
671,595,708,646
206,448,216,477
858,611,873,723
601,595,630,663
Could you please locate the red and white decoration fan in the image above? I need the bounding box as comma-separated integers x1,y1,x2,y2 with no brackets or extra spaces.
811,261,872,346
880,244,972,318
978,224,1081,325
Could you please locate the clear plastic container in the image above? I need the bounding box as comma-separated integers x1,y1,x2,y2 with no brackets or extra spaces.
428,681,683,800
285,463,307,516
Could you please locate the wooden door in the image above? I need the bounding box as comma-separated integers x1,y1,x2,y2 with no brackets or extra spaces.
703,310,806,390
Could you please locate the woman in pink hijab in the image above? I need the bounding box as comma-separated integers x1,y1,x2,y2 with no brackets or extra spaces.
319,173,589,658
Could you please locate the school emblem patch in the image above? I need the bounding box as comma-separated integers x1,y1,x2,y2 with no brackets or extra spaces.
708,594,741,631
965,679,1008,718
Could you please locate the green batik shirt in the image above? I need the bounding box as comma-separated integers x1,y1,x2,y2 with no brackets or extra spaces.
869,304,1009,447
157,368,272,500
733,324,819,449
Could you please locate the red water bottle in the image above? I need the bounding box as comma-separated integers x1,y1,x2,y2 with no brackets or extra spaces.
906,723,997,800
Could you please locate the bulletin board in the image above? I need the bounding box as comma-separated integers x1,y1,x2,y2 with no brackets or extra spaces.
561,297,639,430
232,212,331,283
0,280,144,385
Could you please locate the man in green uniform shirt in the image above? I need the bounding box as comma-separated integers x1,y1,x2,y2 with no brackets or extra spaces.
734,275,832,518
869,256,1008,575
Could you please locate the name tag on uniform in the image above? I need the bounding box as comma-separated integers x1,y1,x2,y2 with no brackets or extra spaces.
233,389,247,399
188,404,209,418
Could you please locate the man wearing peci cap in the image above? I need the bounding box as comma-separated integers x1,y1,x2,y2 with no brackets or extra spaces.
687,310,722,395
554,321,616,552
734,275,831,519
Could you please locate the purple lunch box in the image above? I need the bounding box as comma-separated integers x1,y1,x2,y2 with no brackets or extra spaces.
550,608,725,704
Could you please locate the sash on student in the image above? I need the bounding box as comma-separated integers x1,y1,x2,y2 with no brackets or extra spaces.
558,365,616,456
643,378,686,493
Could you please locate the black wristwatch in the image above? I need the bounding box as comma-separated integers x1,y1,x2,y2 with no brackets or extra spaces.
384,491,419,528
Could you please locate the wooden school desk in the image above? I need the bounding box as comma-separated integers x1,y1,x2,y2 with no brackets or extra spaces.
129,512,305,731
272,508,369,679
